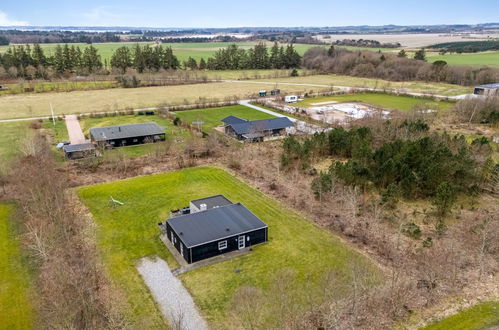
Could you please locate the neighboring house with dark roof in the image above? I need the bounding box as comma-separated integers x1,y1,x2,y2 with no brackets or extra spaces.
62,142,96,159
221,116,293,142
474,83,499,96
90,122,165,147
164,195,268,264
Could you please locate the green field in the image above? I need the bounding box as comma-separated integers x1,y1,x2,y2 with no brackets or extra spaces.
78,167,381,327
297,92,454,113
427,51,499,67
422,301,499,330
173,105,276,132
0,121,30,164
0,204,33,330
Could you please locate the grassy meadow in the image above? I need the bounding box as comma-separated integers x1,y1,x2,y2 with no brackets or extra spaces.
173,104,276,132
0,121,30,164
0,204,33,330
78,167,382,328
422,301,499,330
0,81,313,120
0,73,471,120
297,92,454,113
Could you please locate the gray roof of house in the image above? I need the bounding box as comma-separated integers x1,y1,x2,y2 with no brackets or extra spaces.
221,116,248,125
477,83,499,89
190,195,232,210
63,142,95,153
168,203,267,248
227,117,293,135
90,122,164,142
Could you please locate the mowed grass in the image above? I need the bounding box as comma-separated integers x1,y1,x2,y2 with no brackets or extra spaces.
257,74,472,96
0,204,33,330
78,167,381,327
0,81,310,120
422,301,499,330
173,105,276,132
0,121,30,164
428,51,499,67
297,92,454,113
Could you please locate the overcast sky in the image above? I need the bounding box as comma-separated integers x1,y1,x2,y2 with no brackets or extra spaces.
1,0,498,27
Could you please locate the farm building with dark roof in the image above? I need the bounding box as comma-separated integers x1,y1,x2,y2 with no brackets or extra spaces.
90,122,165,147
164,195,268,264
474,83,499,96
221,116,293,142
62,142,96,160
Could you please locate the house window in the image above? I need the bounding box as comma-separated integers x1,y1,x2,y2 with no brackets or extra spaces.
170,232,174,243
218,240,227,250
133,138,138,143
180,244,184,256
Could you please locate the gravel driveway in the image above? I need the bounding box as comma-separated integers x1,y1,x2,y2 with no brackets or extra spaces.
137,257,208,330
64,114,86,144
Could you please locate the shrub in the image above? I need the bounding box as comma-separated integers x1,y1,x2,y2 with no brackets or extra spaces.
402,222,422,239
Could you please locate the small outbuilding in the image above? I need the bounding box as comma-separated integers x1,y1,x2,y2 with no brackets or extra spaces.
271,89,281,96
221,116,293,142
90,122,165,148
474,83,499,96
164,195,268,264
62,142,96,159
258,90,267,97
284,95,298,103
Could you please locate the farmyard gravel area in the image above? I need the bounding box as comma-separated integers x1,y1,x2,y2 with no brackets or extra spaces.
137,257,208,330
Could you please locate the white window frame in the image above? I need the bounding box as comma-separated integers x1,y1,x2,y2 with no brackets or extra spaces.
218,240,228,250
180,244,184,256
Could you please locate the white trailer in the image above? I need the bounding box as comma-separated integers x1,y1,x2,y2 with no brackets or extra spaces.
284,95,298,103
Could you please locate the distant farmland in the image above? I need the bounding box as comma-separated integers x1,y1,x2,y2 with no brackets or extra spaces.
427,50,499,67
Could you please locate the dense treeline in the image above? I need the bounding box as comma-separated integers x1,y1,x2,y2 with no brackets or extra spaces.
110,44,179,73
0,30,120,44
303,46,499,86
204,42,301,70
0,44,103,78
429,40,499,54
281,123,497,201
333,39,401,48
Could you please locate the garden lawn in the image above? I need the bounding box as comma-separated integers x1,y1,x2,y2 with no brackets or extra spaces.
296,92,454,113
78,167,381,328
0,204,33,330
422,301,499,330
173,105,276,132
